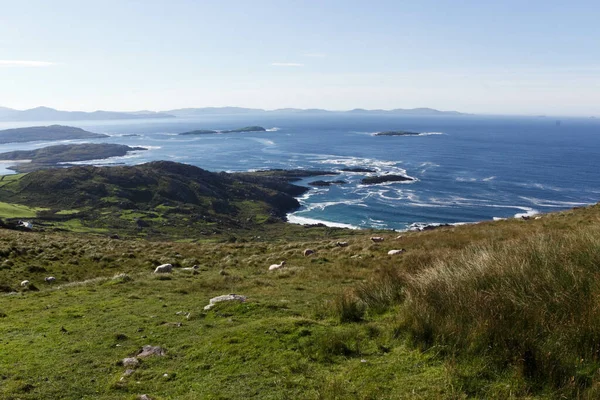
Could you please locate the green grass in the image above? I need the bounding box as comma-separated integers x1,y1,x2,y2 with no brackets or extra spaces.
1,203,599,398
0,201,47,218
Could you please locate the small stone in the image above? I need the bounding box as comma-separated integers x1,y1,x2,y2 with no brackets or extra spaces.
138,345,166,358
123,369,135,376
122,357,139,367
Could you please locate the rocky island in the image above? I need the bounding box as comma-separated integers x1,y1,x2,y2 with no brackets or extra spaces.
0,125,108,144
374,130,420,136
309,180,347,187
179,126,267,135
340,167,377,173
361,174,414,184
0,143,146,173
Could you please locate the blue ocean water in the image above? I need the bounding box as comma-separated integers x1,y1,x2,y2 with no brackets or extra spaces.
0,114,598,230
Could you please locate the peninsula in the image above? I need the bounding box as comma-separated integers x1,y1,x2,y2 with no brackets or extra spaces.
0,125,108,144
0,143,146,173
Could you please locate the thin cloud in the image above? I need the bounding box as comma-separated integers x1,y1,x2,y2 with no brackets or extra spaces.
0,60,57,67
271,62,304,67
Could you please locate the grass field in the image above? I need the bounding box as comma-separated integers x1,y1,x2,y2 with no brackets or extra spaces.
1,203,600,399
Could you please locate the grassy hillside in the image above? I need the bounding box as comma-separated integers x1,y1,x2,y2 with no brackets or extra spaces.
0,162,341,240
1,201,599,399
0,143,147,173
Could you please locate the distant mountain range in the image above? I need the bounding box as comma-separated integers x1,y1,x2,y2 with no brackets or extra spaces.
162,107,466,117
0,106,466,122
0,106,175,121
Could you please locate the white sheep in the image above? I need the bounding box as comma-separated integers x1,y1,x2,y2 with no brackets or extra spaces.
336,241,349,247
154,264,173,273
269,261,286,271
370,236,385,243
388,249,406,255
20,280,30,287
45,276,56,284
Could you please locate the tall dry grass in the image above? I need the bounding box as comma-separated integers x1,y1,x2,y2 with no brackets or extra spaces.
348,224,600,394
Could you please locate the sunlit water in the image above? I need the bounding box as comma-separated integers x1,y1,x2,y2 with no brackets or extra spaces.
1,114,598,230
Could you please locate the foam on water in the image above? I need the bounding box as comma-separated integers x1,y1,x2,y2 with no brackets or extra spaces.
286,214,360,229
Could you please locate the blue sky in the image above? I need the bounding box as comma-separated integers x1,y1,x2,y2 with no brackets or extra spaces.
1,0,599,115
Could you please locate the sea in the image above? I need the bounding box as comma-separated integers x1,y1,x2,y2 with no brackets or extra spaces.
0,114,598,231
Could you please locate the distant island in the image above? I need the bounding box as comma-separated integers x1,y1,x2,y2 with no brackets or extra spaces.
374,130,420,136
0,106,175,121
361,174,414,184
179,126,267,135
0,125,108,144
163,107,466,117
0,143,146,173
0,105,466,121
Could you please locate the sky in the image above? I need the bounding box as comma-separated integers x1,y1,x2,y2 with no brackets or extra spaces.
1,0,599,116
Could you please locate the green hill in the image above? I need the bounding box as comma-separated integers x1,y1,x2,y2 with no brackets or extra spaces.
0,162,338,239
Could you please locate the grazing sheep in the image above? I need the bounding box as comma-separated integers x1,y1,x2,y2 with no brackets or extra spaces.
370,236,385,243
336,241,349,247
20,280,30,287
154,264,173,273
396,235,404,240
269,261,286,271
45,276,56,284
303,249,315,257
388,249,406,255
18,220,33,230
181,265,199,271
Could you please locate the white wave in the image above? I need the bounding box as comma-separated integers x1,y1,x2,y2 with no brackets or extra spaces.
314,156,406,175
286,214,360,229
266,127,280,132
456,176,496,182
301,198,366,212
514,207,539,219
517,182,565,192
247,137,275,146
60,152,145,165
296,187,329,202
519,196,590,208
420,162,439,167
357,177,417,188
419,132,445,136
407,221,465,231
